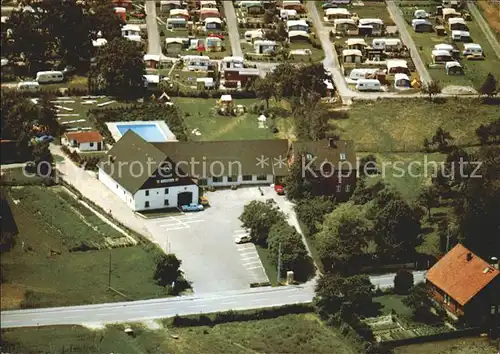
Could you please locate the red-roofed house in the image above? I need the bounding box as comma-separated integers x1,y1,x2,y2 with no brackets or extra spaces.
426,244,500,324
62,131,104,152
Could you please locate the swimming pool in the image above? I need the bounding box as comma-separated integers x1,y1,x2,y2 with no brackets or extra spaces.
116,123,167,142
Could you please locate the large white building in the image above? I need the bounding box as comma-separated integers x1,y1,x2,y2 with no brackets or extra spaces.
98,131,289,211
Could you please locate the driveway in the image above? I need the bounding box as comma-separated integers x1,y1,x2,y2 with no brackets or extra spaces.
223,0,243,57
144,0,163,56
144,188,270,294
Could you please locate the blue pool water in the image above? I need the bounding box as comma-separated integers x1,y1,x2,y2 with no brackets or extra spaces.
117,124,166,142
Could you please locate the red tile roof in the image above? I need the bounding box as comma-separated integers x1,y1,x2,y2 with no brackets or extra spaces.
426,244,500,306
64,131,103,144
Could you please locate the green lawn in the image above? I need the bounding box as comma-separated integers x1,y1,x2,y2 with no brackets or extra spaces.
351,1,396,26
1,314,362,354
374,294,413,318
171,97,279,141
1,186,169,309
336,98,500,152
255,244,278,286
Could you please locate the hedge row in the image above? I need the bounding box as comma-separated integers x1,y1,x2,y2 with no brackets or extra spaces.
60,145,101,171
169,303,314,327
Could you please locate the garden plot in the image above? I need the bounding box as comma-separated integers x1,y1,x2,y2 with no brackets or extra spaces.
398,2,500,88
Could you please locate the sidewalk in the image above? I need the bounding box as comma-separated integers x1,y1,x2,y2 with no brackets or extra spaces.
50,145,152,239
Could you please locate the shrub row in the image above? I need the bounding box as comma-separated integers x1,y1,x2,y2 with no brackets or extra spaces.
60,145,101,171
169,303,314,327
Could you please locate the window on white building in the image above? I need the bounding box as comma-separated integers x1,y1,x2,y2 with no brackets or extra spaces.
340,153,346,161
345,185,351,192
336,185,341,193
242,175,252,181
165,188,169,194
444,294,451,305
164,200,169,206
145,201,150,208
89,142,94,147
213,176,223,183
227,175,237,182
256,175,267,181
198,179,207,186
145,190,149,196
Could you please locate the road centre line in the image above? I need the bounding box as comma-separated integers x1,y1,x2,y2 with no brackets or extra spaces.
245,265,264,270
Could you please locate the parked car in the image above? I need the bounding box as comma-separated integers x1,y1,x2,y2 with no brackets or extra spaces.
35,135,54,143
181,203,204,212
234,234,251,244
274,184,285,195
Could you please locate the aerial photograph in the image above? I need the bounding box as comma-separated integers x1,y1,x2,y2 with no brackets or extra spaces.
1,0,499,353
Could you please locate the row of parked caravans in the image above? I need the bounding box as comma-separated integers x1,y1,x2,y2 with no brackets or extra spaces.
350,74,411,91
331,18,385,36
17,71,65,91
344,38,403,52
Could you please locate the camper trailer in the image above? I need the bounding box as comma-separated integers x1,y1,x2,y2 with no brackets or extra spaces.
345,38,368,51
412,19,433,32
17,81,40,91
348,68,378,81
462,43,483,56
325,8,351,22
432,49,453,64
451,30,471,42
386,59,409,74
358,19,384,36
166,17,187,30
442,7,461,21
445,61,463,74
342,49,363,63
245,29,264,42
434,43,454,53
333,19,358,35
414,9,429,19
36,71,64,83
372,38,402,51
356,79,381,91
448,17,468,31
394,73,411,89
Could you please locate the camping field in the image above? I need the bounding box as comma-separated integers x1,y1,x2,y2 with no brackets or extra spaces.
0,185,170,309
335,98,500,152
0,313,362,354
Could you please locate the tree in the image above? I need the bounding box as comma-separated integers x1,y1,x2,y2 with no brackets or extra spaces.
454,146,500,259
421,80,442,101
373,199,422,259
154,253,182,287
316,202,370,275
252,77,275,110
31,142,54,176
476,119,500,145
314,273,374,319
239,201,286,245
359,154,378,177
403,282,433,319
294,196,335,235
479,73,498,97
417,185,439,218
268,221,314,281
276,22,288,41
90,37,146,98
263,9,275,24
431,127,454,152
394,270,414,295
350,180,387,205
88,0,124,40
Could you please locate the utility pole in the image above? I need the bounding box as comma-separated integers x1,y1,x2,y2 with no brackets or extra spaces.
446,225,451,252
277,242,282,285
108,251,112,289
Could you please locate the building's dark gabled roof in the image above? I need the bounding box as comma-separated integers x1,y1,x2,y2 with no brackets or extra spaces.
291,140,356,168
152,139,290,177
99,130,167,194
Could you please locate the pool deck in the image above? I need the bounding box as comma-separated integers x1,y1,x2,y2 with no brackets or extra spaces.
106,121,177,143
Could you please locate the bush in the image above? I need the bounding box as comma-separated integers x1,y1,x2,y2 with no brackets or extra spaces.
20,290,42,309
394,269,414,295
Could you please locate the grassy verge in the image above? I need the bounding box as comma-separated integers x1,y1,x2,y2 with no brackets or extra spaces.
336,98,500,152
1,313,363,354
1,186,170,309
394,337,499,354
255,244,278,286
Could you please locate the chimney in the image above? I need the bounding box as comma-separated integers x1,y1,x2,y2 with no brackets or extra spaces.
490,257,499,270
466,252,472,262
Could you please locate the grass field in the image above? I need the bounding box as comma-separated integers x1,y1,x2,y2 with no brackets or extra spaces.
0,314,362,353
1,186,169,309
336,98,500,152
374,294,413,318
171,97,279,141
255,245,278,286
477,1,500,41
394,337,499,354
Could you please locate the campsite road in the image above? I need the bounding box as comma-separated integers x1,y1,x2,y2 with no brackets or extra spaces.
223,0,244,58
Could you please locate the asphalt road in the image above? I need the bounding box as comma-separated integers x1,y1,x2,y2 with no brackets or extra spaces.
386,0,432,85
145,0,163,56
467,1,500,59
223,0,243,57
1,272,426,328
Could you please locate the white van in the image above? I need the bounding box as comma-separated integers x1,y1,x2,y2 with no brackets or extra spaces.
356,79,381,92
17,81,40,91
36,71,64,84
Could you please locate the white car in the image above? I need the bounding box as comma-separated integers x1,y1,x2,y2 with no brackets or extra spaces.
234,234,251,244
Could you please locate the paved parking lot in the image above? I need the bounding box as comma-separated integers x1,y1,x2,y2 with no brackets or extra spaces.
144,188,271,294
